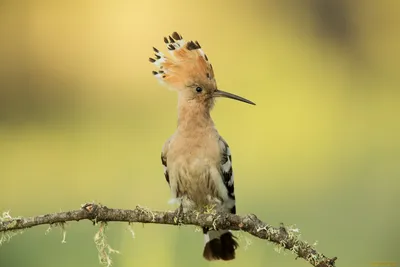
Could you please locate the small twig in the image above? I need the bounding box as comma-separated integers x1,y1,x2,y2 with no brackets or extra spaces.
0,203,337,267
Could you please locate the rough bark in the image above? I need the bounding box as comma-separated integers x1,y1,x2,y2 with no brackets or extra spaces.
0,203,337,267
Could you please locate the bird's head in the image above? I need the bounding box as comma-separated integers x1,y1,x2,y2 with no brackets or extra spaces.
149,32,255,109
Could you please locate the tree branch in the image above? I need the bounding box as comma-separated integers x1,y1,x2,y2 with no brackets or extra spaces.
0,203,337,267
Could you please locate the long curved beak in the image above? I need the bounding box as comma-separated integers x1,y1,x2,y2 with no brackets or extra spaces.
213,89,256,105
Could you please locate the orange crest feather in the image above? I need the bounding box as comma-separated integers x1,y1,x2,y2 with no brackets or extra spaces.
149,32,215,90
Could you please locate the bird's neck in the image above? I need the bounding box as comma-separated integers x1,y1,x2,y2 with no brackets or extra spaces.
177,100,214,134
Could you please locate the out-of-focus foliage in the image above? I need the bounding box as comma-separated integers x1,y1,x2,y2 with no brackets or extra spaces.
0,1,399,266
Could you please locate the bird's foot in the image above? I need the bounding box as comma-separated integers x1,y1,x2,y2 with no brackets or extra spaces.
173,203,184,225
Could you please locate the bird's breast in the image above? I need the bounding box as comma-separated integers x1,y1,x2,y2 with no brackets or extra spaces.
167,132,222,206
168,133,220,172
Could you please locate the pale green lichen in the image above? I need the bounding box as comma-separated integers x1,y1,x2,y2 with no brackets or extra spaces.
1,211,22,224
211,215,221,230
0,211,12,222
274,243,284,254
307,251,319,265
136,205,155,222
203,204,217,215
274,238,287,254
194,211,200,220
286,224,301,239
243,235,253,251
193,226,202,233
44,222,67,243
268,223,323,265
0,210,24,246
94,222,120,267
60,223,67,244
45,225,53,235
291,243,300,254
0,230,24,246
256,224,268,232
126,224,135,239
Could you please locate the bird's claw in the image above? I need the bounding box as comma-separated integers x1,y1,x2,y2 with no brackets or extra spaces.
173,203,184,225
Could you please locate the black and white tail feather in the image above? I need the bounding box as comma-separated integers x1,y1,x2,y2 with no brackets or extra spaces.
202,137,238,261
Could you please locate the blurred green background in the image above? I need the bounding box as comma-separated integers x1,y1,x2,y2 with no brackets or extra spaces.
0,1,399,266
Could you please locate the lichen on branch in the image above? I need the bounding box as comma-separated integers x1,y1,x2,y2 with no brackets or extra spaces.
0,203,337,267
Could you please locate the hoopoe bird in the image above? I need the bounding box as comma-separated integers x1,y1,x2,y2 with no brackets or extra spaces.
149,32,255,261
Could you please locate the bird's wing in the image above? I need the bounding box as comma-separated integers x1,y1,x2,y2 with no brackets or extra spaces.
218,137,236,214
161,138,171,186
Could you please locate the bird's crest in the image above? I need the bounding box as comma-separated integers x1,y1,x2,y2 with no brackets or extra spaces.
149,32,215,90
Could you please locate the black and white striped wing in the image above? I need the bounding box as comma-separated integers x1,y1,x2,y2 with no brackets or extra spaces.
161,138,171,186
161,152,169,185
219,137,236,214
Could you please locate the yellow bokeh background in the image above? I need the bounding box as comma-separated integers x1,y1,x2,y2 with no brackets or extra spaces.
1,1,399,266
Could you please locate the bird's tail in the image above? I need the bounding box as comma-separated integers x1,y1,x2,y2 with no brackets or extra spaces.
202,228,238,261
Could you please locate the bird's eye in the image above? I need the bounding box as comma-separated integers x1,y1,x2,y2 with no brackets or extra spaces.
196,87,203,93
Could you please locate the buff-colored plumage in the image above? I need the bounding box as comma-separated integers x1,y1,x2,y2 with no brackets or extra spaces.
149,32,254,261
151,32,222,207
